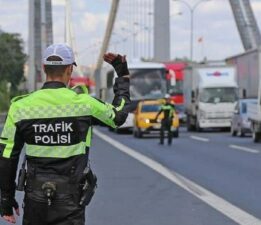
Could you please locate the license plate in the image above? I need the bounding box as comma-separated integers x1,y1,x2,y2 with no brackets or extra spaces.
153,124,161,129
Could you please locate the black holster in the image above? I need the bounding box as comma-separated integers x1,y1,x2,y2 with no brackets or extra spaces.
17,157,27,191
79,168,97,207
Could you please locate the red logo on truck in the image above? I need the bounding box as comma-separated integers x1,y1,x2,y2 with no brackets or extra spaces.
207,71,229,77
213,71,221,76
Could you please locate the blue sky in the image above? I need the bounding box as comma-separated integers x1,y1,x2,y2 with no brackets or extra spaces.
0,0,261,66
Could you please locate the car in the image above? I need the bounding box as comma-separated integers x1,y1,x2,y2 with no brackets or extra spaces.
133,99,179,138
230,98,257,137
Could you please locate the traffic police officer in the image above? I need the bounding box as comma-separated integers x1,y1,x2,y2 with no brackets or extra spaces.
0,43,130,225
155,95,175,145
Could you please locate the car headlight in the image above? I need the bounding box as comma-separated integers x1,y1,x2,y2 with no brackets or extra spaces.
139,117,150,123
145,119,150,124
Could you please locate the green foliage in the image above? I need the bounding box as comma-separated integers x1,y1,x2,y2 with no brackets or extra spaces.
0,81,10,112
0,32,27,93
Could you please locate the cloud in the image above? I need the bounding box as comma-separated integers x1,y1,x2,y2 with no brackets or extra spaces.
1,0,261,66
80,12,107,33
52,0,65,6
169,0,246,61
252,1,261,13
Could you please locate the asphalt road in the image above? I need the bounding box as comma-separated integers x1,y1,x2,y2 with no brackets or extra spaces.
0,125,261,225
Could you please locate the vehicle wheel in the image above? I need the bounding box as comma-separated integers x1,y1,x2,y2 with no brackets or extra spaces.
196,120,202,132
187,116,194,131
230,125,236,136
114,128,121,134
173,129,179,138
133,130,137,137
133,126,138,137
253,132,261,143
237,127,245,137
136,128,143,138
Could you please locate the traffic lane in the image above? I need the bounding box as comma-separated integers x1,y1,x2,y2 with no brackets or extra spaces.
187,128,260,150
0,125,235,225
99,127,261,219
88,134,237,225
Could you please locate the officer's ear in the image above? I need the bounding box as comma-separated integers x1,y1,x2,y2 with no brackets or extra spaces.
68,65,73,74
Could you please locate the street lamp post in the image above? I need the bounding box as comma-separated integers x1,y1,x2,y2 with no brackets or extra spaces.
173,0,211,61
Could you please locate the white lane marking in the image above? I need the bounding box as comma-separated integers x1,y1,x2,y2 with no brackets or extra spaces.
190,135,209,142
94,128,261,225
229,145,259,154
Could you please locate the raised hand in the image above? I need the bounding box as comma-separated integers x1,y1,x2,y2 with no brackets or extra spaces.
103,53,129,77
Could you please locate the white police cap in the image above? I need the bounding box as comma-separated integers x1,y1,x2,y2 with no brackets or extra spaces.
43,43,77,66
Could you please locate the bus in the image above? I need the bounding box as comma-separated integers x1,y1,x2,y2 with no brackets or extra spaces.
164,63,186,105
95,61,167,130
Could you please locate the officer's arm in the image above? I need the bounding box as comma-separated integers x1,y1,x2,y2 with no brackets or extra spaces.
155,107,163,120
0,104,24,215
88,87,130,128
90,53,131,127
110,76,130,126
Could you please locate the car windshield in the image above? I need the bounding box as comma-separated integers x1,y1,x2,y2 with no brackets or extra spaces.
141,104,161,112
200,87,238,103
129,69,166,101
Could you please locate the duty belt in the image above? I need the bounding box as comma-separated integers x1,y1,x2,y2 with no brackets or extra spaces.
26,179,79,194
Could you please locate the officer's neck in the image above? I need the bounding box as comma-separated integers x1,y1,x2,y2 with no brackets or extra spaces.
46,75,69,86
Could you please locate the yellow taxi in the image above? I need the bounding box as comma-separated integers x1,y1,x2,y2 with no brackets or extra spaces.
133,99,179,138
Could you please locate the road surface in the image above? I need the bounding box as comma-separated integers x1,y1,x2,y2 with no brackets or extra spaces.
0,125,260,225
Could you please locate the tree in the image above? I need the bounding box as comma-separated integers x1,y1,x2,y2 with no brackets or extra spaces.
0,32,26,93
0,81,10,112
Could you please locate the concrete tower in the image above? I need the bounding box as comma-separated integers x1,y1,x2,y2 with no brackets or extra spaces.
28,0,53,92
153,0,170,61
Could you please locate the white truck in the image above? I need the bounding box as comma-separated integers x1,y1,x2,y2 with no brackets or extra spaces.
184,64,238,131
248,97,261,142
227,48,261,142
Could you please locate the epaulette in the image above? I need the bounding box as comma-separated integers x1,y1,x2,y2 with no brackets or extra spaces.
11,93,30,103
71,85,89,95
